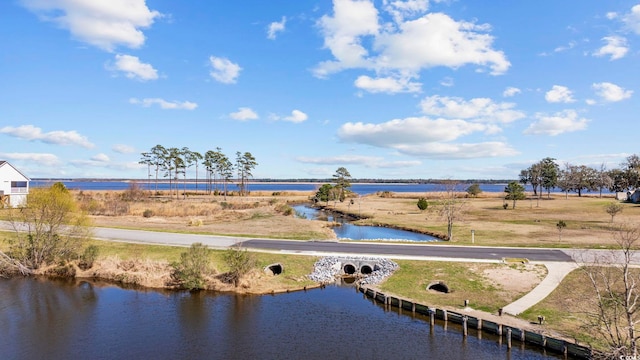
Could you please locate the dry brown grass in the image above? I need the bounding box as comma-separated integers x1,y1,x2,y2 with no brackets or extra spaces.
329,191,639,248
71,189,640,247
77,190,336,240
521,269,605,347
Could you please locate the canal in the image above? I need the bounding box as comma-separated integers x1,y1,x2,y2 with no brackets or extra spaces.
0,277,562,359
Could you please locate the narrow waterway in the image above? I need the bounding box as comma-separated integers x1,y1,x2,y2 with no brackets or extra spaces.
293,205,440,241
0,278,562,360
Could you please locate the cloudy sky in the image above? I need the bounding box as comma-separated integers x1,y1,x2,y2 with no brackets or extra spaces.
1,0,639,180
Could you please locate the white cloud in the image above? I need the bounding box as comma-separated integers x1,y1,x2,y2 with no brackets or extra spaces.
545,85,575,103
623,4,640,34
593,36,628,60
296,154,421,168
209,56,242,84
383,0,430,22
524,110,589,136
21,0,161,51
335,114,519,160
112,54,158,81
0,124,94,148
267,16,286,40
338,117,486,146
419,95,525,124
129,97,197,110
229,107,259,121
606,12,618,20
314,1,510,87
393,141,518,159
112,144,135,153
554,41,576,53
0,152,60,165
592,82,633,102
354,75,421,93
503,87,521,97
283,110,309,123
91,153,110,162
439,77,454,87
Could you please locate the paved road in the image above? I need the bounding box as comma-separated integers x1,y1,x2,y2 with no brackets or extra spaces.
87,226,574,262
238,239,573,262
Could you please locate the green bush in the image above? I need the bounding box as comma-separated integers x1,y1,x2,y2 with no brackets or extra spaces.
171,243,213,290
79,245,100,270
417,198,429,211
223,245,256,287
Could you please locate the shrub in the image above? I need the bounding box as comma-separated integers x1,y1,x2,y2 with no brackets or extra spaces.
171,243,213,290
275,203,294,216
142,209,154,218
466,183,482,197
79,245,100,270
222,245,255,287
417,198,429,211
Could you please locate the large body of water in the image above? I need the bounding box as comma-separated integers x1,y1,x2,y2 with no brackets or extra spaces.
32,180,525,195
0,278,561,360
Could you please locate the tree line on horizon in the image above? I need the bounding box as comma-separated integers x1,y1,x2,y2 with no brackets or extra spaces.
518,154,640,199
138,145,257,199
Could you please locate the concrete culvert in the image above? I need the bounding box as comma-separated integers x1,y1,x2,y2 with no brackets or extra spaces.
264,263,284,275
427,281,449,293
343,263,357,275
360,264,373,275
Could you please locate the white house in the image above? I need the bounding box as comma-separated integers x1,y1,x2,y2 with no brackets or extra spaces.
0,161,30,207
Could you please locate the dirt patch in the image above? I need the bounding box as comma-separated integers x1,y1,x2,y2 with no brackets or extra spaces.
481,263,547,294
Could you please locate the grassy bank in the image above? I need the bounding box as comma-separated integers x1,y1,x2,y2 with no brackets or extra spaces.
376,260,546,313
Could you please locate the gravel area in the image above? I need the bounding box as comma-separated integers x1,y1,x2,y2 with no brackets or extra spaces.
308,256,399,285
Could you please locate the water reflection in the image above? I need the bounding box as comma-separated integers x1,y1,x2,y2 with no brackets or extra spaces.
0,278,561,360
293,205,439,241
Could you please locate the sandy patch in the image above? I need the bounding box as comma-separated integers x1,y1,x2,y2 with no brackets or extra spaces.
481,263,547,294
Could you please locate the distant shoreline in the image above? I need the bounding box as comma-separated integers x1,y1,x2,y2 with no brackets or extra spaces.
31,178,515,185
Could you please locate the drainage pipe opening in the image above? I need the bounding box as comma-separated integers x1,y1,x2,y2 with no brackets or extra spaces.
343,263,356,275
427,281,449,293
360,264,373,275
264,263,284,275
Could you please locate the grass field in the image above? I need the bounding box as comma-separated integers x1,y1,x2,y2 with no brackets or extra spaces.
54,188,640,249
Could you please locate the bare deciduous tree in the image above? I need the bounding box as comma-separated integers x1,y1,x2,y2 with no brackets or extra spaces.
605,202,624,224
434,181,466,241
575,224,640,358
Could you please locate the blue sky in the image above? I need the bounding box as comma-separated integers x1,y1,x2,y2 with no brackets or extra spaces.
1,0,639,180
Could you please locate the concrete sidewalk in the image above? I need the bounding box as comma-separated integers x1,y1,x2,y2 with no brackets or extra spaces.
502,261,578,316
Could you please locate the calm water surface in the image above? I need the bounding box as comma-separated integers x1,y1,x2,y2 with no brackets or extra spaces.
0,278,561,360
293,205,440,242
31,180,522,195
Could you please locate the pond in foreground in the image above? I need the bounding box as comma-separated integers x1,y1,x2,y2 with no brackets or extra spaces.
0,278,561,360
